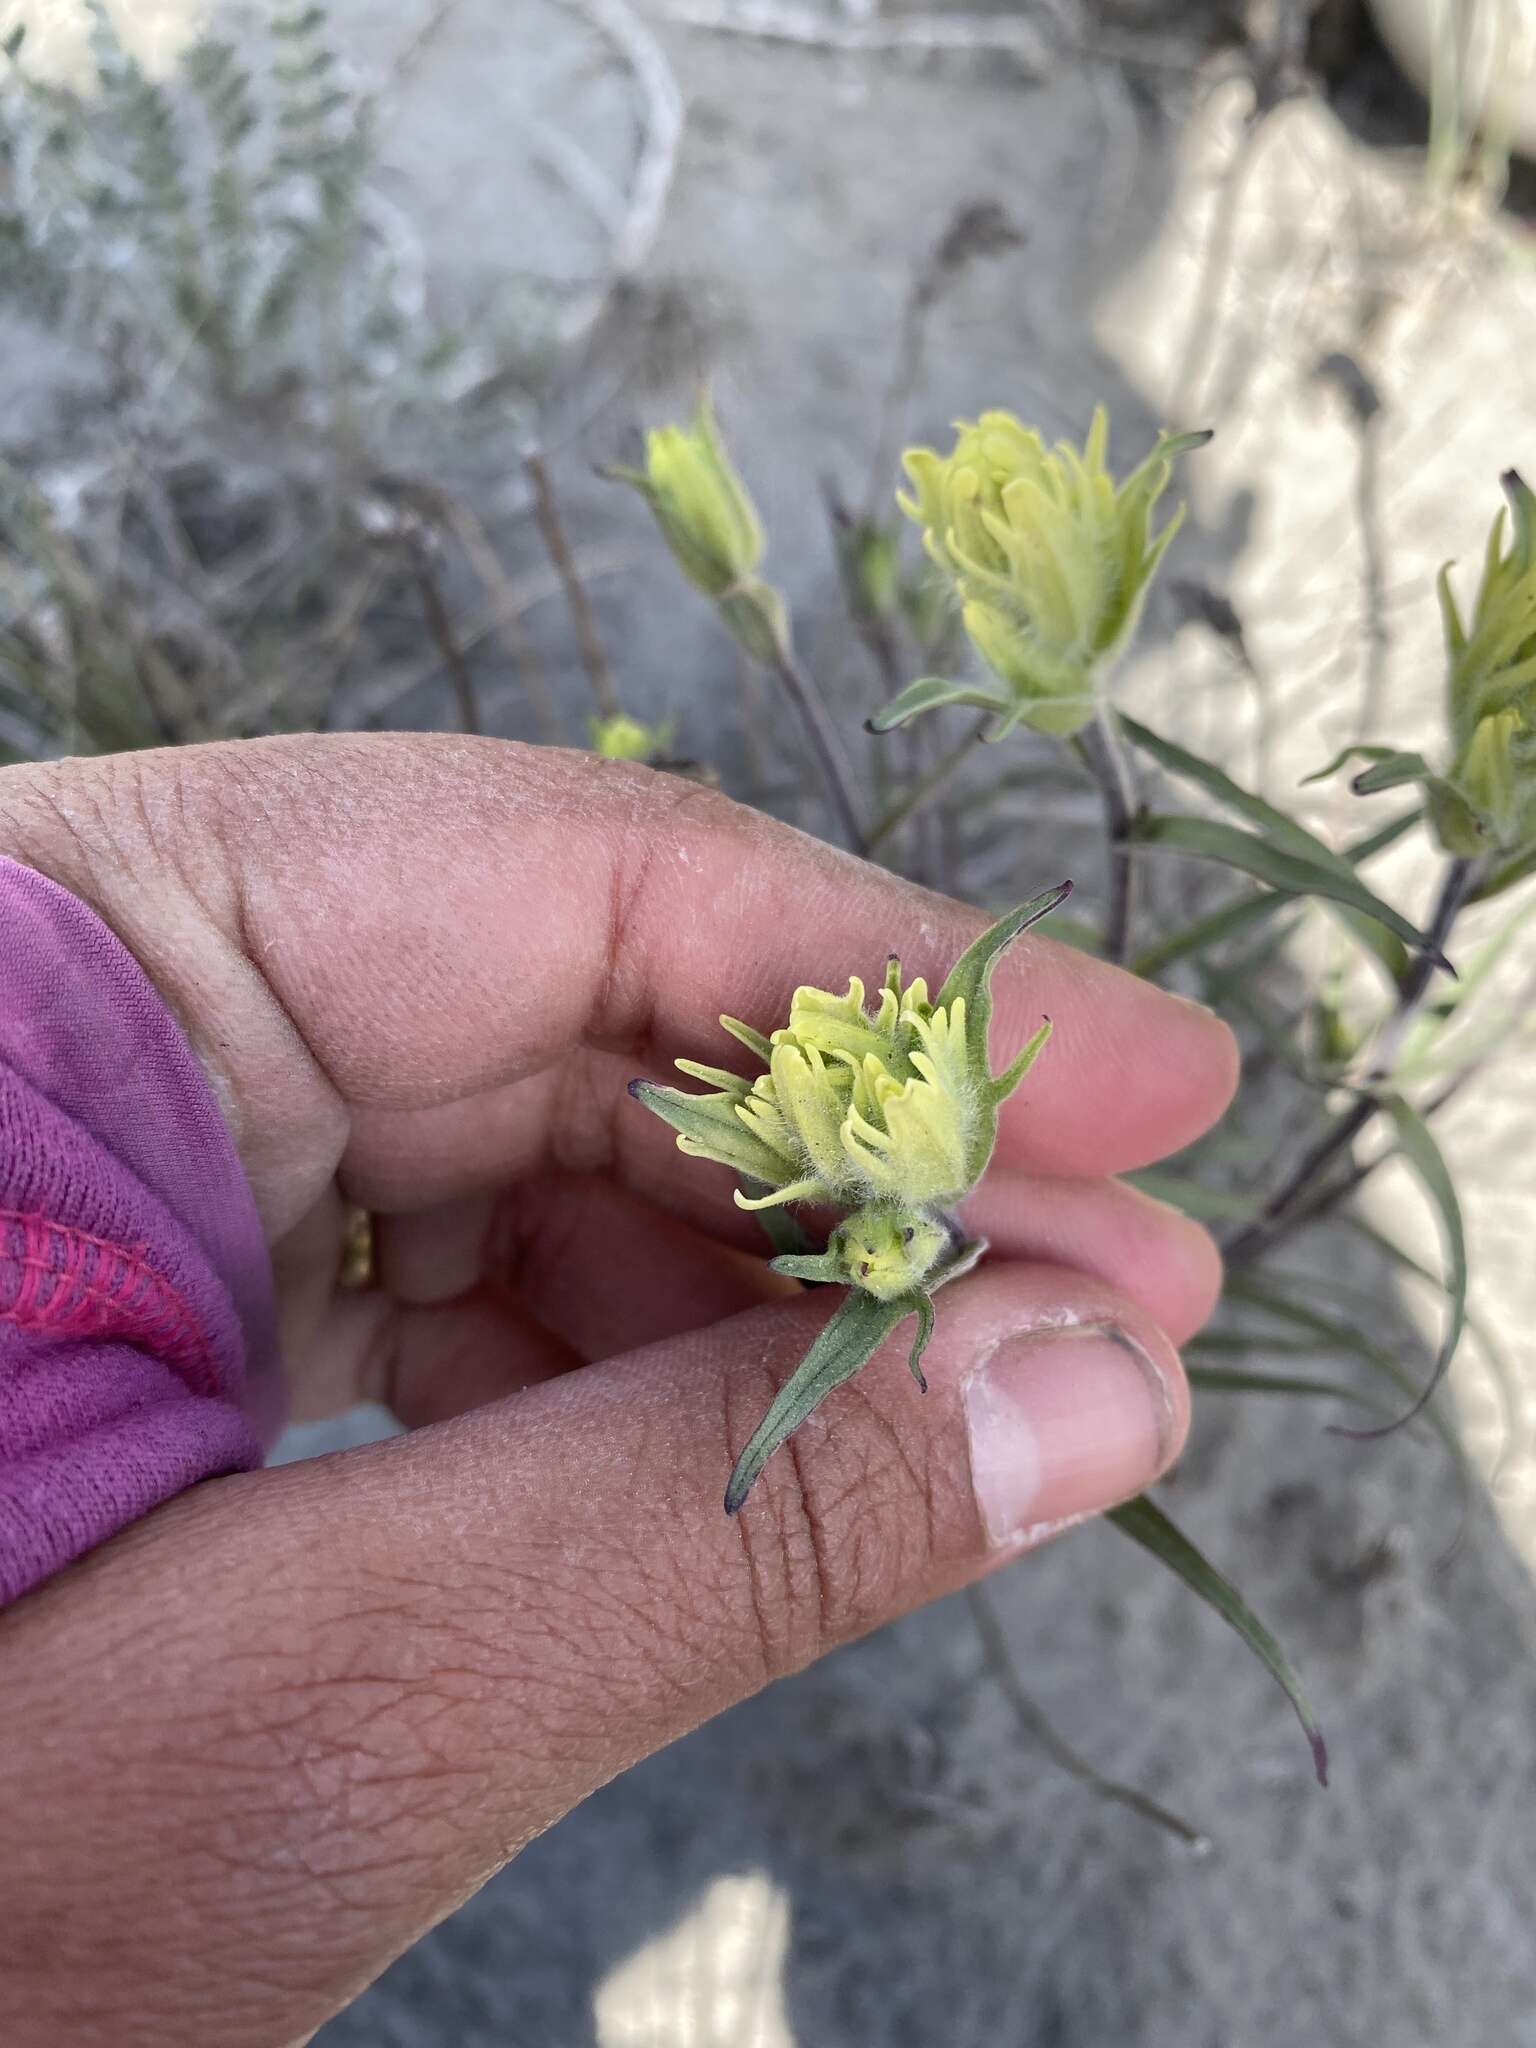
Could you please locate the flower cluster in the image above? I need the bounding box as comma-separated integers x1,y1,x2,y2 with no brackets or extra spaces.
1434,470,1536,856
632,890,1067,1510
870,408,1209,741
639,950,1047,1298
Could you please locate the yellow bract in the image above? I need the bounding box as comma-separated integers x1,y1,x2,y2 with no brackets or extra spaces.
615,394,765,601
724,966,976,1217
896,407,1207,737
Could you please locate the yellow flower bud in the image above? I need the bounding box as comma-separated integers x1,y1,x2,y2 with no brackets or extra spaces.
610,394,766,601
885,408,1209,739
587,712,671,762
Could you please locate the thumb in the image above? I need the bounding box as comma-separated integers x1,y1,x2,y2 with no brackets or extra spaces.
0,1259,1186,2047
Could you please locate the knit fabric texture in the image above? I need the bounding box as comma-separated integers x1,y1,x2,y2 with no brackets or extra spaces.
0,856,279,1605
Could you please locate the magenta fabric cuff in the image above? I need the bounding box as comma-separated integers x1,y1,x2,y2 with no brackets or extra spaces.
0,855,280,1606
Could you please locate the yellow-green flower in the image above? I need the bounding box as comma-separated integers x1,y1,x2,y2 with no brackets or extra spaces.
1434,471,1536,855
630,888,1069,1511
609,393,790,666
871,408,1209,741
588,712,672,762
632,892,1062,1276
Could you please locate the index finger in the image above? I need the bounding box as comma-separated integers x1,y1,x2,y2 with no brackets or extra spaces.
2,735,1237,1193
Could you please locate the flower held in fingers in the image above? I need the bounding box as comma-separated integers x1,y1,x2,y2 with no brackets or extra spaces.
632,884,1070,1510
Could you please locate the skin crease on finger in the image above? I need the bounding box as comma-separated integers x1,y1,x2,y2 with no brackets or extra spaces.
0,735,1239,1246
0,1261,1188,2048
0,737,1223,2046
0,732,1233,1421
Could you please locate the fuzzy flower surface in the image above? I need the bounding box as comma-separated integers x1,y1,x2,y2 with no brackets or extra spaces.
609,393,791,666
632,888,1067,1511
871,408,1209,741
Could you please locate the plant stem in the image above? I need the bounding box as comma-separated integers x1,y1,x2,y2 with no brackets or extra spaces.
1074,706,1140,966
964,1583,1208,1850
865,716,989,857
767,642,869,854
1223,856,1480,1268
404,533,481,735
525,447,621,720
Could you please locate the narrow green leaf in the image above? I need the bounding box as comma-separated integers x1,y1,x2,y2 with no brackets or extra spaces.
964,1583,1209,1849
1108,1495,1328,1786
1220,1269,1469,1481
1334,1216,1522,1486
1346,807,1425,863
1132,890,1281,978
936,884,1072,1179
990,1017,1053,1102
1121,714,1351,867
1121,716,1422,976
1131,799,1419,986
725,1290,916,1513
1354,754,1431,795
1130,814,1444,964
865,675,1008,734
1303,743,1429,794
1334,1094,1467,1438
1186,1362,1388,1413
907,1291,936,1389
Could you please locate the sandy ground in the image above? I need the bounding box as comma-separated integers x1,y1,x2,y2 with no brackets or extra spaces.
20,1,1536,2041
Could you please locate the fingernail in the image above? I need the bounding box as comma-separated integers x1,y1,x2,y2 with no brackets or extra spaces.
963,1324,1173,1549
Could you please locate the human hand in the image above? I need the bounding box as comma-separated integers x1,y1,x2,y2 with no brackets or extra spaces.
0,735,1235,2046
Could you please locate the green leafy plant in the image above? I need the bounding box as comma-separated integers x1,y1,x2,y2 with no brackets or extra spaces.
612,384,1536,1810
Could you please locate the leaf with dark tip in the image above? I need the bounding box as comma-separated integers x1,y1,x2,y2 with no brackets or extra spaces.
1303,744,1430,794
865,675,1009,734
928,885,1072,1183
725,1290,917,1514
1121,717,1430,974
964,1582,1209,1850
1129,814,1445,966
630,1080,790,1188
1108,1494,1328,1787
907,1291,935,1390
1220,1270,1469,1484
1329,1093,1466,1440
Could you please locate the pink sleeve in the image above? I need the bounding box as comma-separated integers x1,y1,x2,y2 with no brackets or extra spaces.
0,856,281,1606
